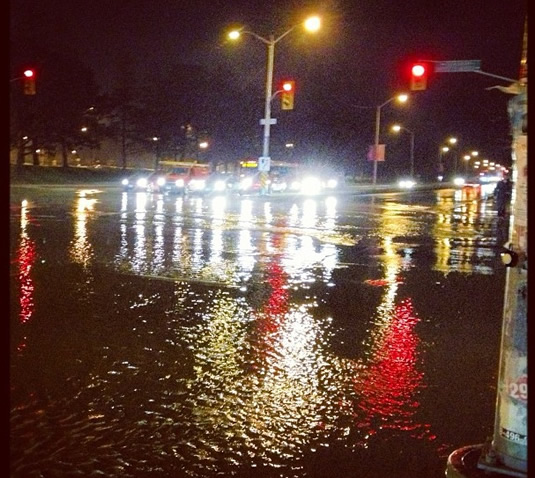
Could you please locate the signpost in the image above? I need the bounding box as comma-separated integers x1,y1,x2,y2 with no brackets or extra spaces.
258,156,271,172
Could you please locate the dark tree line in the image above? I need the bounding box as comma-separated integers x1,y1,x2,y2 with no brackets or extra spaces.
10,31,254,170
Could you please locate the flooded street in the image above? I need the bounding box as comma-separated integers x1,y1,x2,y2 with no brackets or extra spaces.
10,185,507,477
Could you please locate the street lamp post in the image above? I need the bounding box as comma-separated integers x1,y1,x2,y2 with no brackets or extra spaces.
228,16,320,166
437,146,449,180
447,136,458,175
152,136,160,170
391,124,415,178
437,137,457,180
373,94,408,185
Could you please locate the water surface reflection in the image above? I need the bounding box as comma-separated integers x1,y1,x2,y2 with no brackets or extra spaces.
10,189,505,477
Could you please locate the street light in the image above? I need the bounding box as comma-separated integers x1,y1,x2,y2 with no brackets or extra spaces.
391,124,415,178
463,154,471,174
228,16,321,167
372,94,408,185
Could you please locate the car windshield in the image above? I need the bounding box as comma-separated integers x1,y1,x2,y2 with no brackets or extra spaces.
170,167,190,175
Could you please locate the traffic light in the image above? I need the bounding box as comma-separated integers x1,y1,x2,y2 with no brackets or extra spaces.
410,63,427,91
23,69,36,95
281,80,295,110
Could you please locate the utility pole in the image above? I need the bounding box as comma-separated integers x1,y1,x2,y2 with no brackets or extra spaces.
446,18,527,478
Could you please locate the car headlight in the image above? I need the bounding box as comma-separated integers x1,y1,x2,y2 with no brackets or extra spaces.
326,179,338,188
398,179,415,189
290,180,301,191
240,177,253,190
301,176,323,195
156,177,166,186
136,178,148,188
190,179,206,190
121,178,129,186
175,179,185,187
214,180,226,191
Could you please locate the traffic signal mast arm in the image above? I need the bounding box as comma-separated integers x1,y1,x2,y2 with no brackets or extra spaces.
421,59,518,82
270,81,295,101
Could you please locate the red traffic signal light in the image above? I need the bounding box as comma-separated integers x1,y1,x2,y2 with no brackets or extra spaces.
282,81,293,92
410,63,427,91
281,80,295,110
23,69,36,95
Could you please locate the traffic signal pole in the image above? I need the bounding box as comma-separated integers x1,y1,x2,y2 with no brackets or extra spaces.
445,19,527,478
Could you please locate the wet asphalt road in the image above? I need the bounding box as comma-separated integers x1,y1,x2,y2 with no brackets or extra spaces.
10,184,508,478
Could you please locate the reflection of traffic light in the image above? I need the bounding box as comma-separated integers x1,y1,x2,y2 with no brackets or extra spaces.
281,80,295,110
23,69,36,95
410,63,427,91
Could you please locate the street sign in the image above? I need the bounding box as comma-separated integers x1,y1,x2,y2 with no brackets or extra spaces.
258,156,271,172
367,144,385,161
260,118,277,125
434,60,481,73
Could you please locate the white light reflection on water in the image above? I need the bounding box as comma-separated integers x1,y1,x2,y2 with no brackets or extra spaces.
237,199,256,281
146,195,166,276
183,241,344,471
132,193,147,274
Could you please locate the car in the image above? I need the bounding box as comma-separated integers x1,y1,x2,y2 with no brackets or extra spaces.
268,171,290,193
397,177,417,189
203,172,240,195
146,171,168,193
237,171,263,195
147,161,212,195
461,175,499,198
120,170,154,192
285,170,341,195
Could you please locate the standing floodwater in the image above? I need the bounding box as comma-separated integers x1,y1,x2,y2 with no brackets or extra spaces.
10,185,506,477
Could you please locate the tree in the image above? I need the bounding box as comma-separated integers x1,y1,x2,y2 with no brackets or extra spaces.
10,42,100,167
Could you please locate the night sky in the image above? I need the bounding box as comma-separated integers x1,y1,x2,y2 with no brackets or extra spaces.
10,0,527,179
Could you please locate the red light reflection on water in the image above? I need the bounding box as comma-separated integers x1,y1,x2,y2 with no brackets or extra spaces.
252,235,290,360
353,298,435,441
17,203,37,324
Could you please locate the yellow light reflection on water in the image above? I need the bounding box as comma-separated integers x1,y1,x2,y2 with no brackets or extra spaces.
70,196,96,268
433,189,496,274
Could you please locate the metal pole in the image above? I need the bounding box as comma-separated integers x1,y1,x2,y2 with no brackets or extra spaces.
437,146,443,180
485,23,528,474
373,105,380,185
262,36,275,159
409,131,415,177
446,18,527,478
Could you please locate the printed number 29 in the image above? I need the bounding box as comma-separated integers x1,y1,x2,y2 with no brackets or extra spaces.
509,382,527,401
